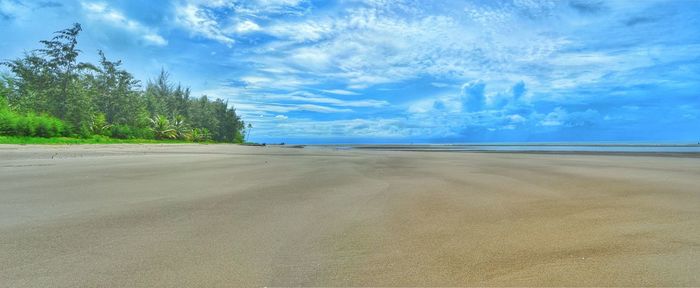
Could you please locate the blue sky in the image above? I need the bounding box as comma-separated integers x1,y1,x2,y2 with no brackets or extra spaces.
1,0,699,144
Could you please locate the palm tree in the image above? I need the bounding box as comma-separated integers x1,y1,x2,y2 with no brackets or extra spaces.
172,115,189,140
246,123,252,141
149,115,175,139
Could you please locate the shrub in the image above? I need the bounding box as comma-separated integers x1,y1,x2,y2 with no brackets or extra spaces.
90,113,112,136
34,115,53,137
132,127,154,139
75,124,92,138
0,108,19,135
1,111,66,138
30,114,62,137
40,115,65,137
110,124,132,139
110,124,154,139
15,113,36,136
190,128,211,142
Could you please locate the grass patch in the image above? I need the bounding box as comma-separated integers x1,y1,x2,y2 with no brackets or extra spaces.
0,135,198,145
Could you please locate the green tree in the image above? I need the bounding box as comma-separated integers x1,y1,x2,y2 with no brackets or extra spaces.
93,50,144,127
1,23,246,143
2,52,54,113
144,70,171,117
38,23,96,125
3,23,96,132
188,95,218,136
171,85,190,118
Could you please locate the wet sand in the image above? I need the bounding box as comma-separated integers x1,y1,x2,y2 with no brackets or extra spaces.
1,144,699,286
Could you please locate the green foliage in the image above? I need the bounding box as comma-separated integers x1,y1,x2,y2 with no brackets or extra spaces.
190,127,212,142
149,115,176,140
0,108,66,138
109,124,154,139
234,130,245,144
31,113,66,137
90,113,112,136
0,108,17,135
0,23,246,143
109,124,131,139
172,115,189,140
93,50,144,127
0,77,9,107
0,135,189,145
3,23,96,126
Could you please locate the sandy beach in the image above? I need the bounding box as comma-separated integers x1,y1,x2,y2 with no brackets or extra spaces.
0,144,698,287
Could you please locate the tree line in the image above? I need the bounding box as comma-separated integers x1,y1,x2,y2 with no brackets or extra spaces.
0,23,245,143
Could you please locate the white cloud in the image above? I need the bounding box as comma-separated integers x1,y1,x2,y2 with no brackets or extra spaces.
240,76,272,85
235,102,351,114
540,107,600,127
212,88,386,108
81,1,167,46
508,114,526,123
408,94,461,114
289,47,331,70
298,104,350,113
234,73,316,90
267,118,413,138
142,34,167,46
230,0,310,16
172,0,310,45
244,4,571,91
319,89,359,96
270,91,387,107
430,82,451,88
268,20,334,42
174,3,234,45
247,0,683,102
541,108,565,126
233,20,261,33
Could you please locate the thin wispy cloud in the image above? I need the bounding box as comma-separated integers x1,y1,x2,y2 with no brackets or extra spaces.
81,1,167,46
174,2,234,45
319,89,360,96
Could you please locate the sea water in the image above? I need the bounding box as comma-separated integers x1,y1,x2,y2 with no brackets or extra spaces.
307,143,700,153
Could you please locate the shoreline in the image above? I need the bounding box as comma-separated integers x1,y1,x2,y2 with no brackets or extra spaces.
335,142,700,147
358,149,700,158
2,143,700,160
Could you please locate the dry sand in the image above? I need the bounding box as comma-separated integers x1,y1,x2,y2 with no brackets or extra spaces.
1,144,699,287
